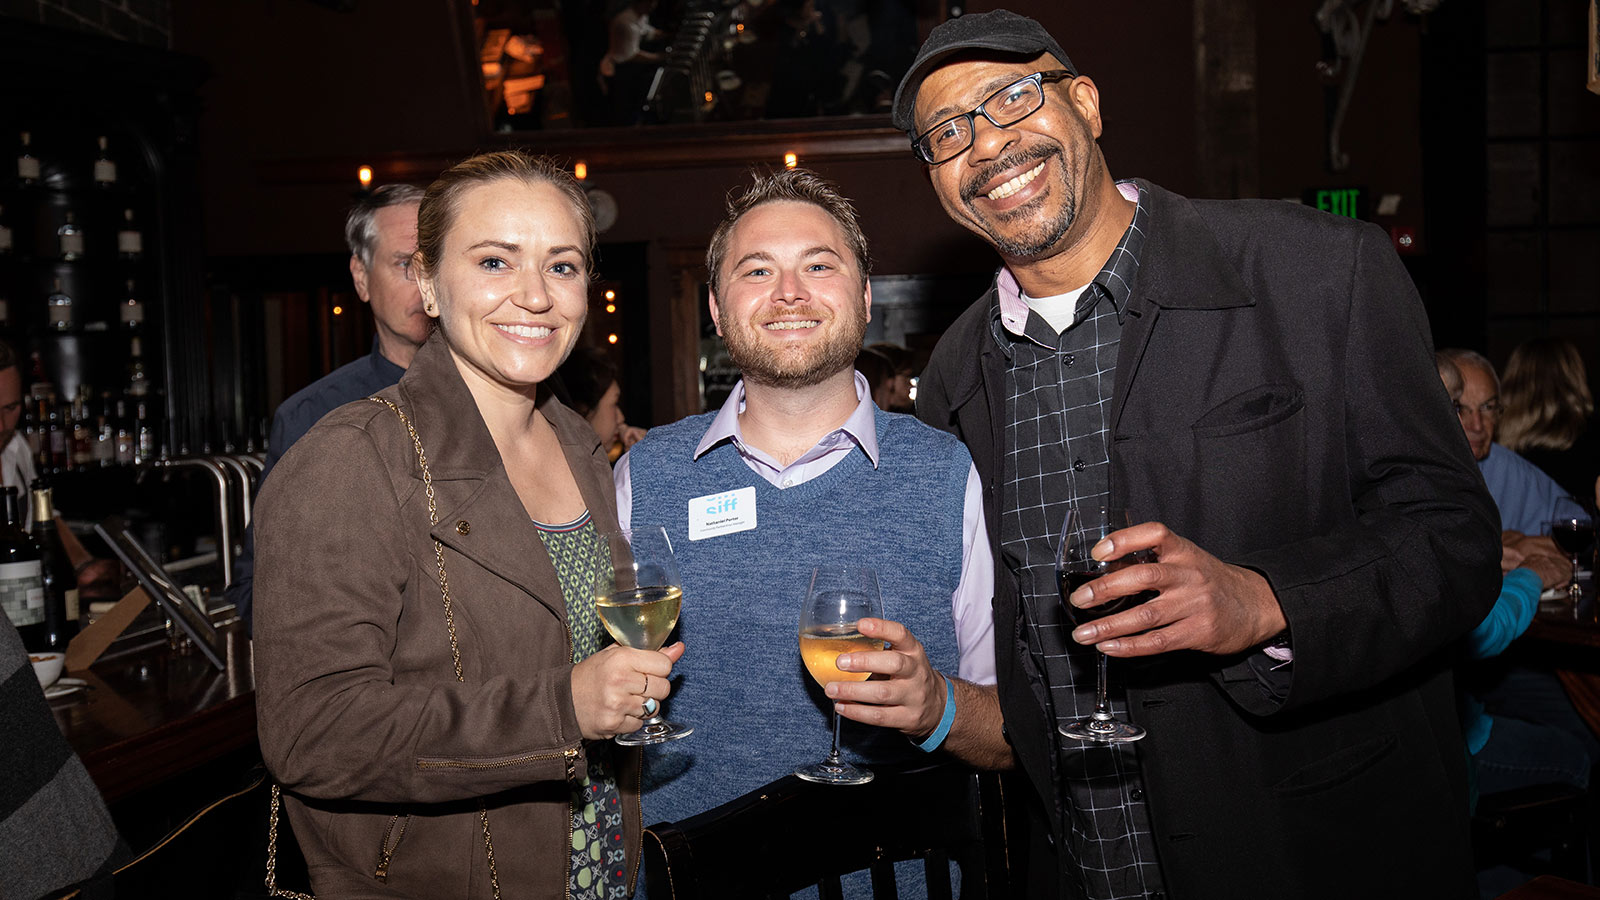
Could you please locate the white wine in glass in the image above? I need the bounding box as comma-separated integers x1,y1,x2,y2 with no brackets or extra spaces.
595,584,682,650
795,565,884,785
595,527,692,746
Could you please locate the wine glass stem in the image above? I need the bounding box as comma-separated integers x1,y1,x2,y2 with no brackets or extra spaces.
1094,653,1112,719
825,702,845,766
1571,556,1583,608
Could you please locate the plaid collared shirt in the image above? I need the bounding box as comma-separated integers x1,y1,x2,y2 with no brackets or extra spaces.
994,182,1165,900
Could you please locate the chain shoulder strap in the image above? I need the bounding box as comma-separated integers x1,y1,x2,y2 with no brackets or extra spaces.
368,397,465,682
264,398,503,900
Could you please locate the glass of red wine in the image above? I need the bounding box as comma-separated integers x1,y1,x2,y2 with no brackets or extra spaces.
1056,506,1154,743
1548,497,1595,611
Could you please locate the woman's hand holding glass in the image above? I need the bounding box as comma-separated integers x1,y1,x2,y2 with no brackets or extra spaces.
569,642,684,741
592,527,694,745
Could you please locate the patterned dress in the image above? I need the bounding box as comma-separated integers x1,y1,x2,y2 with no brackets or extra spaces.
533,512,628,900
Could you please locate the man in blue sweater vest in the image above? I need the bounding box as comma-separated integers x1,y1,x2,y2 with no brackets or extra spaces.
616,169,1013,840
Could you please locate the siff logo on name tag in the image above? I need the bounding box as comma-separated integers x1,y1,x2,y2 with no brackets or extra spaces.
687,486,757,541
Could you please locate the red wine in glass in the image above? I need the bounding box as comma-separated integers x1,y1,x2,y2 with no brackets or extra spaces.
1058,565,1158,627
1549,498,1594,612
1055,506,1149,744
1552,520,1595,557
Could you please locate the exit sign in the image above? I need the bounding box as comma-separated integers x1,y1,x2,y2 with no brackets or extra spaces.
1304,187,1367,219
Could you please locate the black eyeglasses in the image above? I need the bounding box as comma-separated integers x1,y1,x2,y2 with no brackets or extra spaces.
911,70,1075,165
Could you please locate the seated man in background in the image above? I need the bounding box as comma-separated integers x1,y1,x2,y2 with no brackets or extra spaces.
226,184,428,630
616,168,1006,889
1439,347,1572,536
1437,354,1592,801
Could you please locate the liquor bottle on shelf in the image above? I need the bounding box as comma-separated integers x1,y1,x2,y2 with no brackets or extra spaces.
31,396,51,473
46,279,74,332
0,205,12,255
20,402,38,466
46,397,66,474
117,209,143,260
27,351,49,399
134,399,156,464
114,398,134,466
126,337,151,399
93,392,114,467
0,485,47,651
93,136,117,188
30,479,77,647
120,279,145,331
69,390,92,471
16,132,40,188
57,212,84,261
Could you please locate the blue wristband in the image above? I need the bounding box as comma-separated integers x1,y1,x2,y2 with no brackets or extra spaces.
916,676,957,753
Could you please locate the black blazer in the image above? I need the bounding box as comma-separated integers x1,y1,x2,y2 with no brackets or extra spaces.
918,181,1501,900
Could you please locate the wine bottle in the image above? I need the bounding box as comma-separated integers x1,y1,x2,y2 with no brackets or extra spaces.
93,136,117,187
57,212,83,261
21,399,39,461
117,209,142,259
30,480,77,648
127,337,150,398
113,398,134,466
46,278,74,332
0,486,47,651
16,132,40,187
69,390,92,470
32,396,52,473
121,279,145,331
134,400,155,464
46,397,66,474
93,393,114,467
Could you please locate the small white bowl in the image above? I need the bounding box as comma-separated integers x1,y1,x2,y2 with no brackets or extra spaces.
29,652,65,689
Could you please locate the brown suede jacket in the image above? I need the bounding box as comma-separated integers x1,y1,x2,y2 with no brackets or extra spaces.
254,332,639,899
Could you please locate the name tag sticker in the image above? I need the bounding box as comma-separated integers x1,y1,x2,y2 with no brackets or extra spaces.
688,486,757,541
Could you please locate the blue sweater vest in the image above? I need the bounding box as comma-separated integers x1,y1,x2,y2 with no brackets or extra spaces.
628,408,972,825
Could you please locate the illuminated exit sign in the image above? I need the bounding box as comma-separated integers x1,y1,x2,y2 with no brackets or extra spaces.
1304,186,1366,219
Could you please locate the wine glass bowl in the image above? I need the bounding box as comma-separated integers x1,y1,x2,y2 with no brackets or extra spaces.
795,565,885,785
594,527,693,746
1056,506,1149,744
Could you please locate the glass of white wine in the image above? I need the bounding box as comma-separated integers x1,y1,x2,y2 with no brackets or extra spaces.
594,527,692,746
795,565,885,785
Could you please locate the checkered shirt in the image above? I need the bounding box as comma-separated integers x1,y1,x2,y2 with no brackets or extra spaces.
993,183,1166,900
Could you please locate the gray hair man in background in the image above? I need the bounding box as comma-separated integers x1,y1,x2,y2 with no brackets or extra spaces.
228,184,428,630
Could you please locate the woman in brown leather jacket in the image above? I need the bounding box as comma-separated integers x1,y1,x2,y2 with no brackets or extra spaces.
254,151,681,899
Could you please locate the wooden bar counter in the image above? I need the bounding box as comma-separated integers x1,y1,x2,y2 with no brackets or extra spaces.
50,623,256,803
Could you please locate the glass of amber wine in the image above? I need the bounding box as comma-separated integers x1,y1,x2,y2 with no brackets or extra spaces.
594,527,692,746
795,565,885,785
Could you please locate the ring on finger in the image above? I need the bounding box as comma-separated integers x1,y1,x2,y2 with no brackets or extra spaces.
643,697,659,717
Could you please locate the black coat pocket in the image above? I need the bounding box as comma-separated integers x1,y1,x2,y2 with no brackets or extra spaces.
1191,383,1305,437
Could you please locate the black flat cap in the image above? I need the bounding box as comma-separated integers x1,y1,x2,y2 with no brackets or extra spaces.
891,9,1077,136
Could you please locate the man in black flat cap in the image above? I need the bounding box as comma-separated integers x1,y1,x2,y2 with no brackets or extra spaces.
890,10,1502,900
